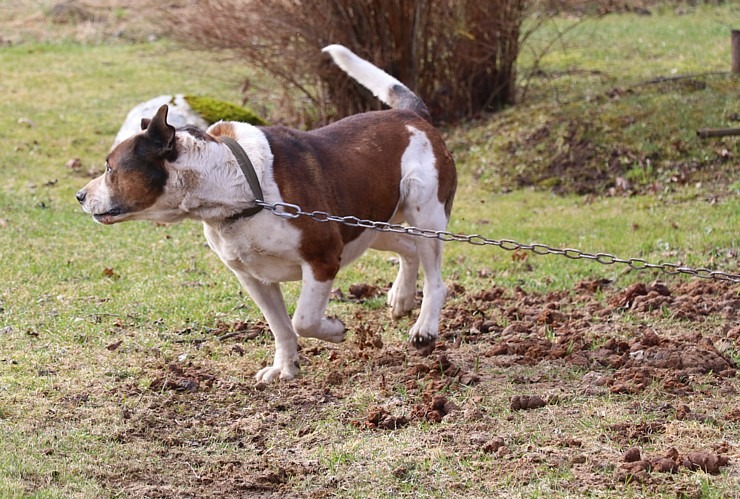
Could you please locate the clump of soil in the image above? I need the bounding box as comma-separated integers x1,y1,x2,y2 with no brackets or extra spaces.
440,279,737,396
617,446,729,482
412,394,459,423
362,407,409,430
354,354,476,429
510,395,548,411
482,436,508,455
148,362,216,392
405,353,480,391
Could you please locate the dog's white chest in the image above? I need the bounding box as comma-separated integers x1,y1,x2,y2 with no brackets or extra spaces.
203,217,304,282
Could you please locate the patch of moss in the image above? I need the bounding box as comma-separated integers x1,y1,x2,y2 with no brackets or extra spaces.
184,95,267,126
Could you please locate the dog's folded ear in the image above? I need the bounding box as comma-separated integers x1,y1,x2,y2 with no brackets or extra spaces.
136,105,177,160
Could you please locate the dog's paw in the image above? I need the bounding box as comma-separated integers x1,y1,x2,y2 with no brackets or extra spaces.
410,334,436,356
387,285,416,319
318,317,346,343
255,354,300,382
409,324,437,356
294,317,346,343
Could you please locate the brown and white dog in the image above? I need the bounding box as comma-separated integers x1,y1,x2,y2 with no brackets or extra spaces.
76,45,457,382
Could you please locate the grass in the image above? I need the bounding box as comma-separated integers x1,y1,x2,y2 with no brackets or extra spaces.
1,2,739,498
445,189,738,291
491,3,738,194
521,4,734,93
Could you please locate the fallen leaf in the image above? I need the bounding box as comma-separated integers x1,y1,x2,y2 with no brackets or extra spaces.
348,283,380,300
106,340,123,351
511,249,528,262
102,268,120,279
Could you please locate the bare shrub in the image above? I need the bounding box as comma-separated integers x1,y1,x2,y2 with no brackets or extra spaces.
165,0,530,125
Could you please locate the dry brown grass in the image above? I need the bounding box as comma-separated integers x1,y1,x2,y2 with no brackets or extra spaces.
0,0,162,44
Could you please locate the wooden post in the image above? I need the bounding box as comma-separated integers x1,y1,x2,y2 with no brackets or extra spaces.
732,29,740,74
697,128,740,139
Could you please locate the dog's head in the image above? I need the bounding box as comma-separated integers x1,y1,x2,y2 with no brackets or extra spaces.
77,105,185,225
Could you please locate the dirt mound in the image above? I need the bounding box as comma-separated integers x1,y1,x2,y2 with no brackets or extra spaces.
93,277,736,496
438,279,736,396
318,278,736,437
617,446,730,483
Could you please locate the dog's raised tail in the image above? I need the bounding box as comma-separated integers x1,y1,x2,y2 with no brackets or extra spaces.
322,44,431,122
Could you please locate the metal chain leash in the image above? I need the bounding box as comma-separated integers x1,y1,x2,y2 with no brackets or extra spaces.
255,200,740,284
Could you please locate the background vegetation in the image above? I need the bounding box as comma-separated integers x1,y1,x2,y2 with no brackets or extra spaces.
167,0,526,125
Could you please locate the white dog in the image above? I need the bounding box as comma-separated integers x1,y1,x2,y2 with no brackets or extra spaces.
77,45,457,382
111,94,209,148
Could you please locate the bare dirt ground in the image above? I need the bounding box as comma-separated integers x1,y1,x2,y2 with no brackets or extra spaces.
70,277,737,497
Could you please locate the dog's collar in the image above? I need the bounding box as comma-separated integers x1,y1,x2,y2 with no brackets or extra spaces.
220,136,264,221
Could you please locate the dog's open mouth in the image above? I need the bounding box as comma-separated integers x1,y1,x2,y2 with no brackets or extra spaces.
93,208,125,225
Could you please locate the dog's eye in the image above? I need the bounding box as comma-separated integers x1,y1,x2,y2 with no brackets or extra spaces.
105,162,112,173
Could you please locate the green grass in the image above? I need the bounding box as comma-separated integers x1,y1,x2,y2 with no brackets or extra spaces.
521,4,734,92
444,189,738,291
0,3,739,498
500,3,739,193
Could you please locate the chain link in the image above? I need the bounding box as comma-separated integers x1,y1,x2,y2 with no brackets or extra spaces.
255,200,740,284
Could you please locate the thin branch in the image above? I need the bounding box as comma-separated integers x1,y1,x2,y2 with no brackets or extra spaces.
519,14,595,103
627,71,730,89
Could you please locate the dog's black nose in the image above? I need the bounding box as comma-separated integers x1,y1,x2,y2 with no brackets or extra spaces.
76,190,86,204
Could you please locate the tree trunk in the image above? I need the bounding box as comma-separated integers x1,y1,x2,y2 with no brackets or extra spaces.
732,29,740,74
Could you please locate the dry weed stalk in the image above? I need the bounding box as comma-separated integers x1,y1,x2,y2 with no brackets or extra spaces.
166,0,530,125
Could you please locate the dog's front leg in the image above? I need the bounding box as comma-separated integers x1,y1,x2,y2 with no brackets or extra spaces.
231,272,300,382
292,265,346,343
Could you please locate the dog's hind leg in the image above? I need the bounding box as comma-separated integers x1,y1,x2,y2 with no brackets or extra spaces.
402,202,449,353
292,264,346,343
395,127,451,352
231,272,300,382
371,231,419,318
